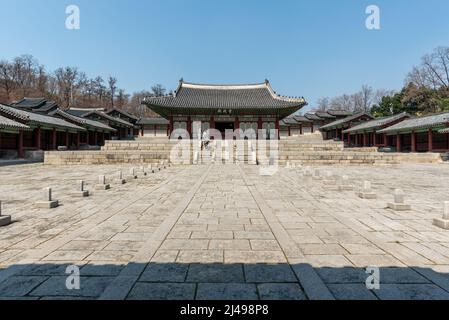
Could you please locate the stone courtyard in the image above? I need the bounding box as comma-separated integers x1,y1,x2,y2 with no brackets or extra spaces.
1,162,449,300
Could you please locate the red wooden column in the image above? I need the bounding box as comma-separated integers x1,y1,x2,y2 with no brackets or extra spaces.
396,134,401,152
94,131,98,145
257,117,262,139
383,134,387,146
363,133,367,147
86,131,90,145
373,131,377,146
311,123,314,133
288,126,291,137
428,129,433,152
411,131,416,152
52,128,57,150
76,132,80,149
35,127,41,150
18,130,24,158
299,124,303,135
355,134,359,146
347,133,351,145
169,116,174,136
187,116,192,139
335,128,338,139
341,129,344,141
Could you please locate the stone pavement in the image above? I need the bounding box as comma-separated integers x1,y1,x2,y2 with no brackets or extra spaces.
0,162,449,299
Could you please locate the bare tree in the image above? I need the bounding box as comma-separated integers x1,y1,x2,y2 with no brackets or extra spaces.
108,76,117,108
54,67,79,108
406,47,449,89
151,84,166,97
316,97,329,111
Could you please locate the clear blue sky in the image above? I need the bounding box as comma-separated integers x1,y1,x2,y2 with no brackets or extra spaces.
1,0,448,111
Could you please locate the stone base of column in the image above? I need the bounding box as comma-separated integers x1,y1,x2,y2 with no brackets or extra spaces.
357,192,377,199
35,200,59,209
71,190,89,198
115,179,126,185
387,203,411,211
0,215,12,227
433,218,449,229
95,184,110,191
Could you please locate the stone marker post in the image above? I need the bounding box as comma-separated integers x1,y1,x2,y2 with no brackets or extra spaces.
0,200,12,226
387,188,411,211
338,175,354,191
357,180,377,199
433,201,449,229
95,175,111,190
35,187,59,209
115,171,126,184
71,180,89,197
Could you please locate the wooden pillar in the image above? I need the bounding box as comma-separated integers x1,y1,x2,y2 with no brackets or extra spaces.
311,123,314,133
383,134,387,146
335,128,338,140
94,131,98,145
52,128,57,150
187,116,192,139
299,124,303,135
373,131,377,146
65,130,69,147
428,129,433,152
209,116,215,130
0,132,2,150
86,131,90,145
18,130,24,158
363,133,367,147
355,134,359,146
341,129,344,141
288,126,291,136
35,127,41,150
396,134,401,152
347,133,351,146
411,131,416,152
169,116,174,136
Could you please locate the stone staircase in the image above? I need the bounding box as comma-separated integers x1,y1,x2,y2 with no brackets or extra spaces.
44,134,443,165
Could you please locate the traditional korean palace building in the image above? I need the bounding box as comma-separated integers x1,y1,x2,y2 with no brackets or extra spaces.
143,79,308,139
0,98,142,159
320,111,449,152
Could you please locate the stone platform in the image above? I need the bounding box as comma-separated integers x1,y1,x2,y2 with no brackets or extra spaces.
1,163,449,299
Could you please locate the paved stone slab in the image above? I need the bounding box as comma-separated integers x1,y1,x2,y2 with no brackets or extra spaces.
196,283,258,300
258,283,306,300
244,264,297,283
139,263,188,282
127,283,196,300
186,264,244,283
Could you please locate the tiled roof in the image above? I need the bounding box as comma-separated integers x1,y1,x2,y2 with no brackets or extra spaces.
0,104,85,131
66,108,134,128
304,113,323,121
378,112,449,134
137,117,169,125
51,109,116,132
143,80,307,117
319,112,374,130
343,113,410,134
13,98,58,113
106,108,139,121
315,111,336,119
0,114,31,131
293,115,312,123
327,109,353,117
